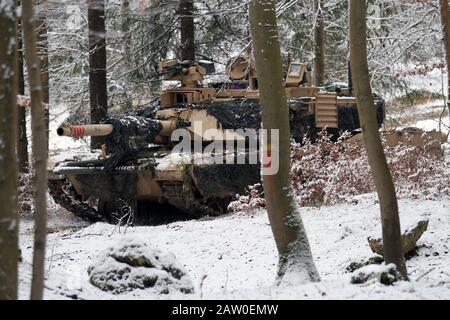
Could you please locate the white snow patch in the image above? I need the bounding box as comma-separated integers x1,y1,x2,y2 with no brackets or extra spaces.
18,194,450,300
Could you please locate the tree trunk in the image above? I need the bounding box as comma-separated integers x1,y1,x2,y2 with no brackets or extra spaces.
121,0,133,108
349,0,407,279
0,0,19,300
22,0,49,300
313,0,325,86
121,0,131,60
88,0,108,149
249,0,320,285
439,0,450,134
17,21,29,172
348,61,353,96
37,18,49,148
179,0,195,61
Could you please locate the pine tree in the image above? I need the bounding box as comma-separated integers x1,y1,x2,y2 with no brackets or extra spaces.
88,0,108,149
313,0,325,86
17,20,29,172
180,0,195,61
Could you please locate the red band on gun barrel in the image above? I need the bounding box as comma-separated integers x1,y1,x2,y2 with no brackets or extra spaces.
71,126,86,137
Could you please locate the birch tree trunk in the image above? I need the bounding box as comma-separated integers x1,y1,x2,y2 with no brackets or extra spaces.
22,0,49,299
313,0,325,86
249,0,320,285
180,0,195,61
349,0,407,279
439,0,450,134
0,0,19,300
88,0,108,149
17,21,29,172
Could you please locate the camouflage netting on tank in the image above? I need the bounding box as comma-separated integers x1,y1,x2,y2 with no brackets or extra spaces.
75,173,138,201
192,162,261,198
160,100,262,130
338,104,360,131
103,116,163,172
134,102,159,118
338,99,385,132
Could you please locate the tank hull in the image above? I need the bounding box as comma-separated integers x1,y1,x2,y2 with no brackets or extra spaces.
51,151,261,225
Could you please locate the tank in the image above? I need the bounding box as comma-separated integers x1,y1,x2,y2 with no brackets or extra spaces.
48,56,385,225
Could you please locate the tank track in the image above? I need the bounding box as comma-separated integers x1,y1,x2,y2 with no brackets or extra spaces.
49,178,231,225
190,197,232,218
48,178,105,223
161,181,231,218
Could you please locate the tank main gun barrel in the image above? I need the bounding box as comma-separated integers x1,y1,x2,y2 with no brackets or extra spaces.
56,118,190,138
57,124,114,137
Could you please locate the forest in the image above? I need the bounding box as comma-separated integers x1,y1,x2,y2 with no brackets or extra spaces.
0,0,450,302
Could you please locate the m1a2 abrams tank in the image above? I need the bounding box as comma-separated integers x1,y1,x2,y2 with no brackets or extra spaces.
49,55,385,225
49,111,262,225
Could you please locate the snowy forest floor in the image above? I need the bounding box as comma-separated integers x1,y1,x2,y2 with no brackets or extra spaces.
385,98,449,133
18,194,450,299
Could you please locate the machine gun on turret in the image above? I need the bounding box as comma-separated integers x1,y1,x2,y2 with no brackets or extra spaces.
157,59,217,105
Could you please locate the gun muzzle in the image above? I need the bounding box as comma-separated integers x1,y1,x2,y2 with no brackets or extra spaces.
57,124,114,137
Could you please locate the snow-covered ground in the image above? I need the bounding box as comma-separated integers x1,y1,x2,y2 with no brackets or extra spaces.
402,68,447,97
18,194,450,300
414,100,450,133
394,100,449,134
385,68,449,134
